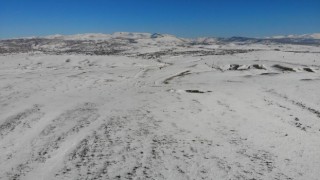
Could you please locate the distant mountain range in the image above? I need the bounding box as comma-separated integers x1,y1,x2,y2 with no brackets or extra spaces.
5,32,320,41
41,32,320,45
268,33,320,39
0,32,319,54
193,33,320,45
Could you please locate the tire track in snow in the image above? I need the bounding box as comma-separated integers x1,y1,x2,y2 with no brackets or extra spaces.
0,104,43,138
53,110,160,180
4,102,100,180
266,89,320,118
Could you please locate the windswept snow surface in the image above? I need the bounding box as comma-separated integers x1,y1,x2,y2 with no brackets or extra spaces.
0,33,320,180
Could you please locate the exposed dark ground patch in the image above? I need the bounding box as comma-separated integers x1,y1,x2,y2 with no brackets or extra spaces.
185,90,212,93
163,70,191,84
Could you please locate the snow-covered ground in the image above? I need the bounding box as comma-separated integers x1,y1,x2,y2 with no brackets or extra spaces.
0,33,320,179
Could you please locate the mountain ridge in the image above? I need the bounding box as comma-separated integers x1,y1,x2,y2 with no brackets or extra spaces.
3,32,320,41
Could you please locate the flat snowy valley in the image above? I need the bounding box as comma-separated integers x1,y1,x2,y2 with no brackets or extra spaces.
0,33,320,180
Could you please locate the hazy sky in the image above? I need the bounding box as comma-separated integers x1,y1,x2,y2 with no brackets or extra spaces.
0,0,319,38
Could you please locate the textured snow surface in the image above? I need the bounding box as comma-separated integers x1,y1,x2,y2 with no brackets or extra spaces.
0,38,320,180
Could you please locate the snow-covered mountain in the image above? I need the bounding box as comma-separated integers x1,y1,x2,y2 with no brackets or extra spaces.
45,33,113,40
192,37,218,44
0,32,190,54
269,33,320,39
44,32,185,42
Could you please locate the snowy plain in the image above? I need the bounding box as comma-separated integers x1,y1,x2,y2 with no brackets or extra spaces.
0,33,320,180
